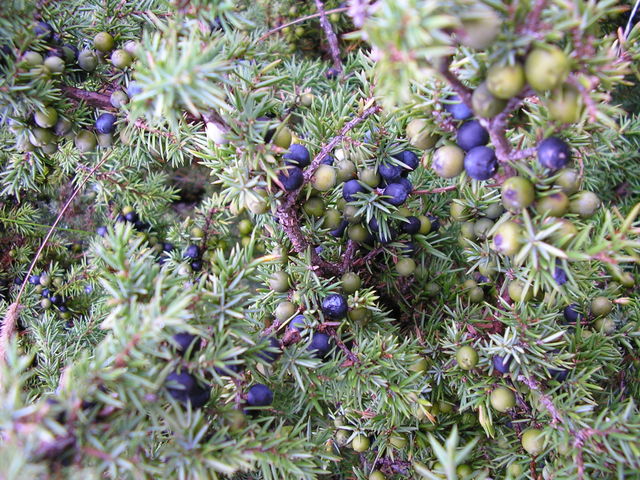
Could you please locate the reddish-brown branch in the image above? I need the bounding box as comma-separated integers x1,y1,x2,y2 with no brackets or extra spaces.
315,0,343,72
60,85,115,111
257,7,349,42
437,57,473,106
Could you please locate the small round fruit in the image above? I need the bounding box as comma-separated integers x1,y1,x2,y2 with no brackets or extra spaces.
348,307,371,324
95,113,117,134
548,218,578,245
521,428,545,455
536,192,569,217
409,358,429,373
486,62,525,100
348,224,370,243
594,317,615,334
456,120,489,151
492,221,522,256
507,463,523,477
406,118,439,150
456,4,500,49
300,92,314,107
272,125,292,149
591,296,612,317
484,203,505,219
450,201,471,221
110,90,129,108
432,145,464,178
78,49,98,71
322,294,348,319
22,51,43,66
501,176,535,212
111,49,132,69
508,280,532,302
525,45,569,92
335,159,356,182
278,166,304,191
418,215,432,234
274,301,296,321
359,168,380,188
74,130,97,153
341,272,361,293
456,346,478,370
538,137,571,171
246,383,274,407
312,164,336,191
323,209,342,230
468,286,484,303
308,332,332,358
555,169,580,195
490,387,516,412
396,258,416,276
444,94,473,120
351,435,370,452
268,271,290,292
389,433,408,449
464,146,497,180
93,32,115,52
569,191,600,218
383,183,409,206
369,471,386,480
238,219,253,235
457,465,472,477
34,107,58,129
97,133,113,148
473,217,494,239
460,222,476,240
303,197,325,217
44,56,65,73
343,179,365,202
29,127,54,147
546,84,582,123
472,82,507,118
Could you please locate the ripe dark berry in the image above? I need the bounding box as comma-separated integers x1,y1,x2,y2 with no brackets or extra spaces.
493,355,511,374
378,161,403,182
537,137,571,170
397,177,413,193
34,21,54,41
563,304,580,323
289,314,306,331
165,371,210,408
343,179,365,202
325,67,340,79
553,266,568,285
49,295,62,306
96,226,107,237
41,288,51,298
321,155,334,165
427,214,440,232
247,383,274,407
394,150,419,172
330,220,348,237
163,242,174,252
95,113,117,134
549,368,568,382
124,210,138,223
402,216,421,234
321,294,348,319
214,357,242,376
190,260,202,271
127,82,143,97
184,244,201,259
172,332,200,356
308,332,332,358
283,144,311,168
29,275,41,285
369,217,396,244
278,166,304,191
464,146,497,180
383,183,409,206
399,241,417,256
444,94,473,120
257,336,281,363
456,120,489,151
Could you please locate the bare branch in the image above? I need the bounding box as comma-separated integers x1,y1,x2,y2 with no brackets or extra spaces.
314,0,343,72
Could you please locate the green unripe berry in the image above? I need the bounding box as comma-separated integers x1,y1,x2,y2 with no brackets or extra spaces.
111,49,132,69
547,84,582,123
468,286,484,303
432,145,464,178
536,192,569,217
490,387,516,412
351,434,370,452
274,301,296,321
311,164,337,191
484,203,505,219
406,118,439,150
569,191,600,218
525,45,569,92
29,127,54,147
74,130,97,153
389,433,408,449
425,282,440,296
501,176,535,212
508,280,533,303
460,221,476,240
472,82,507,118
396,258,416,277
246,191,269,214
238,219,253,236
322,209,342,230
594,317,615,334
456,4,500,49
409,357,429,373
97,133,113,148
44,56,65,73
450,201,471,221
273,125,292,149
300,92,314,107
418,216,432,234
34,107,58,129
343,204,361,224
486,62,525,99
110,90,129,108
456,346,478,370
78,49,99,71
555,169,581,195
521,428,545,455
463,279,477,290
341,272,361,293
348,307,371,324
22,51,43,66
335,160,356,182
303,197,325,217
492,221,522,256
456,464,473,477
369,471,386,480
94,32,115,52
478,260,497,277
269,271,290,292
473,217,494,239
591,296,612,317
348,224,369,242
359,168,380,188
